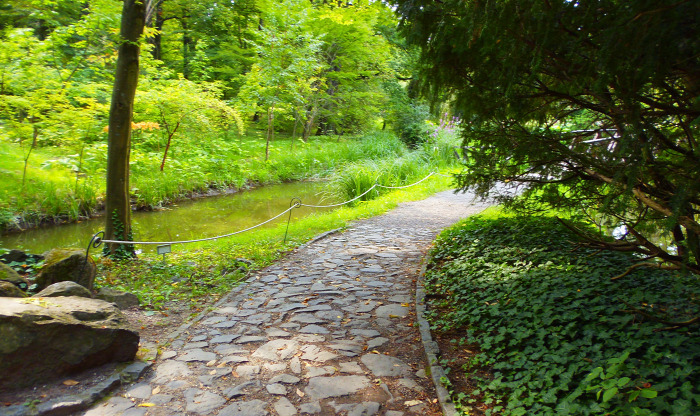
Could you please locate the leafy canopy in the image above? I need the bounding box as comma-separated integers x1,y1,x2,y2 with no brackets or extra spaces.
395,0,700,273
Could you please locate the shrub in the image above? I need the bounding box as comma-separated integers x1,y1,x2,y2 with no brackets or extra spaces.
426,216,700,416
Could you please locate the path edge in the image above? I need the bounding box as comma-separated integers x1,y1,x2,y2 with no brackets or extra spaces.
416,254,459,416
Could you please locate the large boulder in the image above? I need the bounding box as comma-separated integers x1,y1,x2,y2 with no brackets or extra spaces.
0,281,28,298
95,287,139,309
0,296,140,390
0,249,42,264
35,248,96,291
0,262,29,293
36,281,93,298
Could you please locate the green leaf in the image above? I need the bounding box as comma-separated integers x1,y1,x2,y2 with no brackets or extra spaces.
629,390,640,402
617,377,631,387
640,389,658,399
602,387,618,403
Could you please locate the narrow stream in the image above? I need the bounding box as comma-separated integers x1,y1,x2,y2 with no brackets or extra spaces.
0,181,337,254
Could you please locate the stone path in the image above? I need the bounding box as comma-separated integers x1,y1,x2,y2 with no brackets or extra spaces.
83,190,489,416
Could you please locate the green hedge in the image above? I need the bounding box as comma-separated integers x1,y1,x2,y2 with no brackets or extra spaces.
425,216,699,415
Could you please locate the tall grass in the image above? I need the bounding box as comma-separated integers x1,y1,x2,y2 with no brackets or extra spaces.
0,130,433,231
326,130,461,203
0,144,99,230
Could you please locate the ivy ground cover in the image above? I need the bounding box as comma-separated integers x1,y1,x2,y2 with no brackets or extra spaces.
425,216,699,415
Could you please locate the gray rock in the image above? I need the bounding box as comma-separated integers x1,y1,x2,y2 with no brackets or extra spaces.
376,304,409,318
360,354,412,377
176,348,216,362
266,383,286,395
223,381,260,399
274,397,298,416
367,337,389,349
35,248,96,291
36,281,92,298
290,313,327,324
83,396,135,416
265,327,291,337
236,335,267,344
269,374,301,384
252,339,299,361
235,364,261,377
300,401,322,414
0,296,138,389
184,388,226,414
0,262,29,292
338,362,363,374
300,345,338,362
95,287,139,309
0,249,40,264
331,402,381,416
211,334,239,343
299,324,329,334
0,280,27,298
126,383,152,399
183,341,209,349
305,375,370,399
219,399,269,416
152,360,192,383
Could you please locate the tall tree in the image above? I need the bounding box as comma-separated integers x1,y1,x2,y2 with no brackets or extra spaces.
395,0,700,274
105,0,145,257
238,0,323,159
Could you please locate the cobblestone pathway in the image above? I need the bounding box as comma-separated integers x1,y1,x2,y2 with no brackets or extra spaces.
84,190,489,416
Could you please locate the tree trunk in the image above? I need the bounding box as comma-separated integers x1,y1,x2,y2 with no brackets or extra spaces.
302,103,318,142
22,122,39,190
160,120,180,171
182,14,191,79
147,0,164,60
265,104,274,161
105,0,145,257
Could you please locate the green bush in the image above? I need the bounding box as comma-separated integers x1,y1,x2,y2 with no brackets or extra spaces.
426,216,700,416
395,102,430,148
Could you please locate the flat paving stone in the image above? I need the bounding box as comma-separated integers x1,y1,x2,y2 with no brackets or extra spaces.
176,349,217,362
376,304,410,318
274,397,298,416
183,389,226,415
361,354,412,377
151,360,191,383
218,399,269,416
304,375,371,399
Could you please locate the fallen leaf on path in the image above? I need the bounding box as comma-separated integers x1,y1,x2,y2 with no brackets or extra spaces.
63,380,79,386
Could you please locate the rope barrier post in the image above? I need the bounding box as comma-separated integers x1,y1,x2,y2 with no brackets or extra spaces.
284,198,301,244
82,231,104,284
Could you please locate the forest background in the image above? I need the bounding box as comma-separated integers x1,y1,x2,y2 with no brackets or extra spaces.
0,0,442,232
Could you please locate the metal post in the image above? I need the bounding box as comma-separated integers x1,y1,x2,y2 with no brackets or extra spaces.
284,198,302,244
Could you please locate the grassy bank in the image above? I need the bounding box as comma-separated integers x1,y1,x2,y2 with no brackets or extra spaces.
95,173,454,311
0,129,456,232
424,212,699,415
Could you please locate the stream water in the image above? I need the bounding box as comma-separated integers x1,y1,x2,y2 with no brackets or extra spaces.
0,181,337,254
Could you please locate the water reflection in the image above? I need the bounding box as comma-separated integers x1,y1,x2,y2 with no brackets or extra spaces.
1,181,336,254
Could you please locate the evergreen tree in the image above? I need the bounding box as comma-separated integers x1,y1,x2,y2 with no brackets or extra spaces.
395,0,700,274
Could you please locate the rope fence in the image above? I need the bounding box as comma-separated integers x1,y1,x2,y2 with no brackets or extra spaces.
88,170,446,253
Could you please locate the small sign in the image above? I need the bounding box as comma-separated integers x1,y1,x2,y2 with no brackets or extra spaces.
157,244,172,261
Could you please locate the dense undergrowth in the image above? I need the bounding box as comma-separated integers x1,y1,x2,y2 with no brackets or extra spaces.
425,214,700,415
